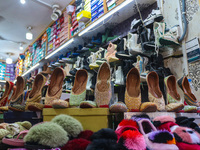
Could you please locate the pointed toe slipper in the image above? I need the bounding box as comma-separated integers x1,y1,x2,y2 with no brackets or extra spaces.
70,69,88,107
27,102,44,111
165,103,184,112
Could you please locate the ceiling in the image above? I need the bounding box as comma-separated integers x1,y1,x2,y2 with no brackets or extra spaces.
0,0,72,62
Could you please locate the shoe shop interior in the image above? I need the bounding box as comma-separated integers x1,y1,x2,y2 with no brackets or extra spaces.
0,0,200,149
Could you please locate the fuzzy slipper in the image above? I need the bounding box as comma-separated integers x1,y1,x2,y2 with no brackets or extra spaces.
61,138,91,150
0,123,8,129
109,102,128,113
136,118,178,150
24,122,68,148
79,101,97,108
153,115,200,150
52,99,69,108
51,114,83,138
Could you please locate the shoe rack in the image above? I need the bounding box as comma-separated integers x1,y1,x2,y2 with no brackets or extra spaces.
15,0,157,80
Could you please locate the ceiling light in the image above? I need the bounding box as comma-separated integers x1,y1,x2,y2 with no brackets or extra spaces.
78,0,132,36
20,0,26,4
51,4,62,21
19,43,23,50
6,58,13,64
26,26,33,40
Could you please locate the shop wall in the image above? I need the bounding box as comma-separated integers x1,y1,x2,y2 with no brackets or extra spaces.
162,0,200,100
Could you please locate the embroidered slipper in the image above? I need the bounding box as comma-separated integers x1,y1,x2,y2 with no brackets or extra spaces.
2,130,28,147
27,102,44,111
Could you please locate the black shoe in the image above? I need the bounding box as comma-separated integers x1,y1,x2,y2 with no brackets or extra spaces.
69,68,77,76
115,38,132,59
90,72,97,90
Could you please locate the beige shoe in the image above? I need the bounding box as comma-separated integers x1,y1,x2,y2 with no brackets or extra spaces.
105,42,119,62
95,62,111,107
45,67,66,106
125,68,141,110
147,71,165,111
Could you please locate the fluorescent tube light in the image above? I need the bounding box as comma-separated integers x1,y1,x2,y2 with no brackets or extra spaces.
13,79,17,84
0,80,6,83
22,63,40,77
45,38,74,59
78,0,132,36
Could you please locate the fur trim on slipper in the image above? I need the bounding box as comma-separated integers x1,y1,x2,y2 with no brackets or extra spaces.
24,122,69,148
51,114,83,138
61,138,91,150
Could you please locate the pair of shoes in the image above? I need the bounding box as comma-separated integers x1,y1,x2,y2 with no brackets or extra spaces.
125,68,158,112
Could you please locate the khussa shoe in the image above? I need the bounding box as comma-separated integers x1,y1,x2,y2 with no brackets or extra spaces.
95,62,111,107
0,85,16,111
177,76,199,106
164,75,184,112
9,76,25,112
125,68,157,112
26,74,46,111
69,69,88,107
0,81,14,107
125,68,141,111
147,71,165,111
45,67,66,107
40,66,52,75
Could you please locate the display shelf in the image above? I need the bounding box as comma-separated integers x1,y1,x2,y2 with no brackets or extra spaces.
20,0,157,77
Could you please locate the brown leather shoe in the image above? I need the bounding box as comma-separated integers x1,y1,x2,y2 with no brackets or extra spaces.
9,76,25,111
69,69,88,107
147,71,165,111
40,67,52,75
45,67,66,107
95,62,111,107
26,74,46,111
177,76,198,106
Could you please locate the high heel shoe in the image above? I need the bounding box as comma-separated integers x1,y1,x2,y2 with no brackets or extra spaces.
45,67,66,107
69,69,88,107
95,62,111,107
26,74,46,111
9,76,25,111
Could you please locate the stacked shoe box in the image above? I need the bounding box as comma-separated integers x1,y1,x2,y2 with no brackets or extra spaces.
91,0,104,22
41,32,47,58
0,62,6,80
72,7,79,35
106,0,116,11
5,64,15,81
60,9,69,45
77,0,91,30
46,27,53,54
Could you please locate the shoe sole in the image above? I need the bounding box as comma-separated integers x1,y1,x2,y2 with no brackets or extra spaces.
167,104,184,112
140,105,157,112
28,105,43,111
159,38,179,46
52,105,68,109
8,106,24,112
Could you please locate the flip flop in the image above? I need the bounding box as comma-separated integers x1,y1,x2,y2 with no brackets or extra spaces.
2,130,28,147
